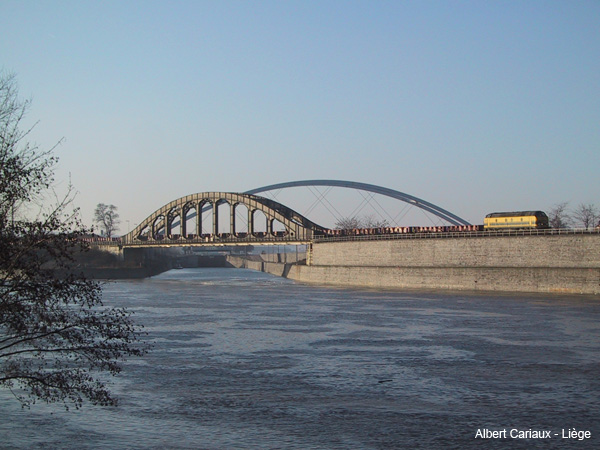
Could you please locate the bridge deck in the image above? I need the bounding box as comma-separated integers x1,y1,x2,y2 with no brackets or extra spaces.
93,236,311,248
90,228,600,249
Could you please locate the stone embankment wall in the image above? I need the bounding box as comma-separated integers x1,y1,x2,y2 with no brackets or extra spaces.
230,234,600,295
227,255,291,277
309,234,599,269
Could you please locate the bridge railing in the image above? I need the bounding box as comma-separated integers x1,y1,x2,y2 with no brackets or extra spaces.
312,228,600,243
87,227,600,247
119,234,312,247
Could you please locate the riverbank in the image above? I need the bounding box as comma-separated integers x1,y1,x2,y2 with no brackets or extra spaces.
75,246,172,280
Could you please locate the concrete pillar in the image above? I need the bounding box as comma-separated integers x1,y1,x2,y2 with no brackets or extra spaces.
153,216,163,240
231,203,236,236
269,218,274,236
166,211,172,239
180,207,186,238
154,218,159,239
196,202,202,237
212,201,218,237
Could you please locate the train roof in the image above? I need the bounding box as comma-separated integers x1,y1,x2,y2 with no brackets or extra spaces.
485,211,548,218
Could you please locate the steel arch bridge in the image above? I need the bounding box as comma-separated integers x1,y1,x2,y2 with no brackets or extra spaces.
121,180,470,247
244,179,470,227
122,192,328,247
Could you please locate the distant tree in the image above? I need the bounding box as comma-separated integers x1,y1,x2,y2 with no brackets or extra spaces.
0,72,147,410
572,203,599,230
548,202,572,229
335,214,389,230
361,214,390,228
94,203,120,237
334,216,362,230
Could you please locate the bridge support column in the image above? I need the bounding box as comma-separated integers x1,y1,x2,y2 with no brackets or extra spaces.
152,217,161,239
166,214,172,239
212,201,218,237
196,202,203,237
180,207,186,238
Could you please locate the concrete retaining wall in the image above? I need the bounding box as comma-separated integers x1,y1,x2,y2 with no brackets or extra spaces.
311,234,600,268
227,255,291,278
229,234,600,295
287,265,600,295
302,234,600,295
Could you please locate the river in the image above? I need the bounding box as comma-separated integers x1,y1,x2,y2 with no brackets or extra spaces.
1,268,599,449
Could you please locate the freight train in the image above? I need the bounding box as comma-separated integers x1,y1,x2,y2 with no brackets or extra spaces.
320,211,550,237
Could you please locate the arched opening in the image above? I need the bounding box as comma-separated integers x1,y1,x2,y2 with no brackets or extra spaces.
152,215,165,240
270,218,287,237
251,210,268,237
183,202,198,239
168,207,182,239
201,201,214,238
136,224,150,241
216,200,231,237
233,203,249,238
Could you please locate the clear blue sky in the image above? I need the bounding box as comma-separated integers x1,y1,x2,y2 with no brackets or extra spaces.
1,0,599,230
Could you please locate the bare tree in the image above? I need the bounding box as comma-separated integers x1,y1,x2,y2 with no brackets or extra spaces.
0,72,147,410
572,203,599,230
361,214,390,228
548,202,572,229
94,203,120,237
335,214,389,230
335,216,362,230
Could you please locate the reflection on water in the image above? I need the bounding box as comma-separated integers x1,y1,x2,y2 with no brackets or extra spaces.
1,268,599,449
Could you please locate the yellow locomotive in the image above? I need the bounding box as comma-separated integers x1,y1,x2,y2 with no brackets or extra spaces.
484,211,549,230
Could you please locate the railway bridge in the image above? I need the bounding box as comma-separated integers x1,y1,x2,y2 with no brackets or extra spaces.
117,180,470,248
90,180,600,294
121,192,327,247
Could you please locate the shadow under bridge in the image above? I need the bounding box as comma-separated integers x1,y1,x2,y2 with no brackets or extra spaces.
121,192,328,247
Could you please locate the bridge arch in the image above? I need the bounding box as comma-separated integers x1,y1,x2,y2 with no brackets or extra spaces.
244,180,471,226
123,192,327,245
